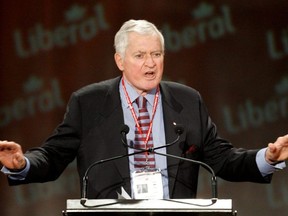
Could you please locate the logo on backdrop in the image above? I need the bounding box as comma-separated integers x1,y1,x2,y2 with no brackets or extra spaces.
266,26,288,60
162,2,236,52
0,76,64,127
222,75,288,134
13,3,110,58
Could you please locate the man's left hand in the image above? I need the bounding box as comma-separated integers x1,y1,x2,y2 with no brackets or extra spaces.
266,134,288,164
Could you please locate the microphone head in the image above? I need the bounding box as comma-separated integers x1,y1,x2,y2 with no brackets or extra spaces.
174,124,184,135
120,124,130,134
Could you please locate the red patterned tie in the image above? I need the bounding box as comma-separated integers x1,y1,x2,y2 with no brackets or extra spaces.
134,97,156,169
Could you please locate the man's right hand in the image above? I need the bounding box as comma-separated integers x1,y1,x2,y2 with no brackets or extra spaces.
0,141,26,170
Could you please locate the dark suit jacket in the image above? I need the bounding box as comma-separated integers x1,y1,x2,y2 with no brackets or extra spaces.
10,76,270,198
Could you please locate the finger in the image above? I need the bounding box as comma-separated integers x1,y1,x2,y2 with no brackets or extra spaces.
0,145,13,152
0,140,11,145
268,143,276,152
0,142,19,150
13,153,25,169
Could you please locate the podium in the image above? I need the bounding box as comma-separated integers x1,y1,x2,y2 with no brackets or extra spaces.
63,199,237,215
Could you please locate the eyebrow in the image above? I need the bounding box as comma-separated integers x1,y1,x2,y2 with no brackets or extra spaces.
134,50,162,54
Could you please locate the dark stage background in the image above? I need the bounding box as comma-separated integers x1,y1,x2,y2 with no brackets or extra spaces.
1,1,288,215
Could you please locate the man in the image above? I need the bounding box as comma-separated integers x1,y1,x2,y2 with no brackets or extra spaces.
0,19,288,199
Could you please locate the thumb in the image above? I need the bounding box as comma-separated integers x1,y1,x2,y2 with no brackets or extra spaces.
13,153,25,169
268,143,276,153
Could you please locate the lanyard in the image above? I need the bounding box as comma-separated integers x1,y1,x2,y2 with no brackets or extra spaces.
121,78,160,148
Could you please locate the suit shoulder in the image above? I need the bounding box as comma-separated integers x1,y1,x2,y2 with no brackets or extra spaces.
73,77,120,97
161,81,200,98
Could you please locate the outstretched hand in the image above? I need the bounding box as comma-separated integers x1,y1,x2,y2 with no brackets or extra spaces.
266,135,288,164
0,141,26,170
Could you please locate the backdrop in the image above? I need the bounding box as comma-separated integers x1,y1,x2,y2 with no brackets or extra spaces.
1,0,288,215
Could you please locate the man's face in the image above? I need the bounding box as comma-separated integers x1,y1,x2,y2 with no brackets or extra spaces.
115,32,164,95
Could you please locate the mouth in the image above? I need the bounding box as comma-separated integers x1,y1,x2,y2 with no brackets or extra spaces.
144,71,156,79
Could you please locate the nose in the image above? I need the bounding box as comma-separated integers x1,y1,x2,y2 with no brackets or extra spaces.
144,54,156,67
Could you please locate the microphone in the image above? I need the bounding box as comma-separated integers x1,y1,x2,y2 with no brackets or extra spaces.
120,124,130,148
120,124,217,201
120,123,184,150
120,124,130,136
174,124,184,135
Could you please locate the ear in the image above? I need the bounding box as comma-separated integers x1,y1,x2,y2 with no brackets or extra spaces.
114,53,124,71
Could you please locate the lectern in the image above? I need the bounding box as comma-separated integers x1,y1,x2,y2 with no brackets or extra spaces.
63,199,237,215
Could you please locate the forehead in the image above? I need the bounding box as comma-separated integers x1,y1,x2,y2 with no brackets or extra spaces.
127,32,162,51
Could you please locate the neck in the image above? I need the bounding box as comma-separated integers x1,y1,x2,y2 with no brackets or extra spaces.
138,91,148,96
122,77,156,97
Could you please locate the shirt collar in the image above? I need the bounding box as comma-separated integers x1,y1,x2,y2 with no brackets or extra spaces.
119,77,158,108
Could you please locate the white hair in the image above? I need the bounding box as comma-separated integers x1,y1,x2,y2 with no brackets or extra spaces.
114,19,165,57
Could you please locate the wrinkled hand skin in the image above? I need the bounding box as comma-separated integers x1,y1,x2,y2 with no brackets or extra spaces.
265,135,288,164
0,141,26,170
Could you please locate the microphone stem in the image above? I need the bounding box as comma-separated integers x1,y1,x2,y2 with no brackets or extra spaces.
153,150,218,200
81,147,151,200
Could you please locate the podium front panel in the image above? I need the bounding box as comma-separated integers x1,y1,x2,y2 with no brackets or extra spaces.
63,199,236,216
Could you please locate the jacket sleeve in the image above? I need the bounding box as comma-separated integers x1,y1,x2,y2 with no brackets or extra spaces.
198,94,271,183
8,92,81,185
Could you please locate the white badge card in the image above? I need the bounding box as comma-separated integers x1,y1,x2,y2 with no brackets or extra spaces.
132,169,163,199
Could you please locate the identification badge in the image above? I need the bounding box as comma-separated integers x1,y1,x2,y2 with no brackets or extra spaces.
132,169,163,199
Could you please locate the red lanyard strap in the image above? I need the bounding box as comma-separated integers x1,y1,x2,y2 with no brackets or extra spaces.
121,78,159,147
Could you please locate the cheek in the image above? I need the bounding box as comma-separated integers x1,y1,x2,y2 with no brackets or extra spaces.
123,64,141,79
157,63,164,73
129,63,144,74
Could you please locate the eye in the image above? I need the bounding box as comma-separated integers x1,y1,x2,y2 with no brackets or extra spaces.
152,52,163,58
134,53,145,59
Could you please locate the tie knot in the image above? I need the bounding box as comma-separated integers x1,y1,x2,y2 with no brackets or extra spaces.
136,96,147,109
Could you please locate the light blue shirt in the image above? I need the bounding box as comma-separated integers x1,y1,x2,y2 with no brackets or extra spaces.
1,157,30,180
256,148,285,175
119,78,169,198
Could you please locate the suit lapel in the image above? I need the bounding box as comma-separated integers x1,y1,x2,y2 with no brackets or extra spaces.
100,76,132,195
160,82,187,198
